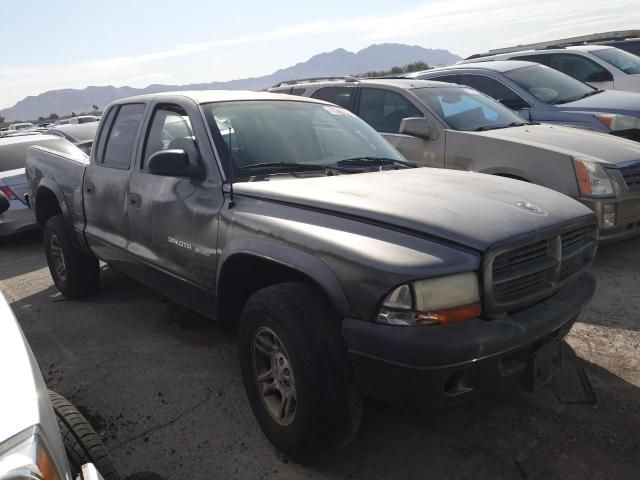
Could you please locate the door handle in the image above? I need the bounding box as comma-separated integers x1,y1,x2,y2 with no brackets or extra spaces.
85,183,95,194
129,193,142,207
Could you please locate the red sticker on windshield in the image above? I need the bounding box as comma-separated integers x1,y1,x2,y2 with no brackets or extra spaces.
323,106,352,116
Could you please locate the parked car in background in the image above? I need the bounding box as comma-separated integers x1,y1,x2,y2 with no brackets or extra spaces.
46,122,99,155
2,122,36,137
69,115,100,125
409,61,640,142
271,77,640,241
0,135,87,237
0,291,117,479
460,46,640,93
27,90,598,462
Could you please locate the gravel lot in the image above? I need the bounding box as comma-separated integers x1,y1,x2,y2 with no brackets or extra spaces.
1,231,638,480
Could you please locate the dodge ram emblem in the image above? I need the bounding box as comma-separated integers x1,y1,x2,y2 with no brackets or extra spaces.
517,201,545,214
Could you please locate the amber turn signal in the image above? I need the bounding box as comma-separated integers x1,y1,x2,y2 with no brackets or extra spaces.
416,303,481,325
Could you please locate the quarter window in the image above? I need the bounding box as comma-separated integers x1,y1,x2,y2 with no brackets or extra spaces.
100,104,145,169
358,88,423,133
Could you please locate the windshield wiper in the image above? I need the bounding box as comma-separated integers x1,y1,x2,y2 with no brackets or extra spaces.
553,90,603,105
336,156,415,168
238,162,354,174
475,122,528,131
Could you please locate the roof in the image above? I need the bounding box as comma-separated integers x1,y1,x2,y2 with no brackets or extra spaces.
409,60,539,76
111,90,331,106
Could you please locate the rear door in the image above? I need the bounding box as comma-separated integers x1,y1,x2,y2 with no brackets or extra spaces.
126,98,224,314
354,86,445,168
83,103,147,266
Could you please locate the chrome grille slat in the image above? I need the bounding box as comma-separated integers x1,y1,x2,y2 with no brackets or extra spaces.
486,224,597,312
620,163,640,192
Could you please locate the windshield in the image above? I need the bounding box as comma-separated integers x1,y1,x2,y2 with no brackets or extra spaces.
411,86,526,131
203,101,405,179
591,47,640,75
505,65,596,104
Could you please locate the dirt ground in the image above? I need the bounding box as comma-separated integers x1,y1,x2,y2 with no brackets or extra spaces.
1,231,638,480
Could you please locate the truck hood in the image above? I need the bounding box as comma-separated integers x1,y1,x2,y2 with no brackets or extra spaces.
559,89,640,113
234,168,594,251
468,124,640,165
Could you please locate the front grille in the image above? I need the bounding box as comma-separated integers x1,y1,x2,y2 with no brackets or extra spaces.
620,162,640,193
486,224,597,312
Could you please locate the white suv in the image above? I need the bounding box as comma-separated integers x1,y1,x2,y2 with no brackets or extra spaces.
459,46,640,93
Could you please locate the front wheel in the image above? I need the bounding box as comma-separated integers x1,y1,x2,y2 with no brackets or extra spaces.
44,215,99,298
239,282,362,463
48,390,120,480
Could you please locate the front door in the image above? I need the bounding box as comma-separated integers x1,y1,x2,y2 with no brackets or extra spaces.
355,87,445,168
127,101,224,315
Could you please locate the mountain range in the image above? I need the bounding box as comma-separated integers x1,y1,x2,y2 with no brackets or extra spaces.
0,43,461,121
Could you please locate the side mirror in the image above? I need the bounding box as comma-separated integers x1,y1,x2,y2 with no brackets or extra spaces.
497,98,529,110
399,117,433,140
147,149,204,178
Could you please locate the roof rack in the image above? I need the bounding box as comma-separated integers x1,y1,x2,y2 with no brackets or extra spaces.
271,76,359,88
465,29,640,58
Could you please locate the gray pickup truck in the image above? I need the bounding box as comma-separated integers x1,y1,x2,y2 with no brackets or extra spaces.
26,91,597,462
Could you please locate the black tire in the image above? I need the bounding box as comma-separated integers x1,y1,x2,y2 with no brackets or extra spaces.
44,215,99,298
239,282,363,463
48,390,120,480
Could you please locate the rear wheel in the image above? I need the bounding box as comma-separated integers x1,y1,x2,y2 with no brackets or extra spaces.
48,390,119,480
44,215,99,298
239,282,362,463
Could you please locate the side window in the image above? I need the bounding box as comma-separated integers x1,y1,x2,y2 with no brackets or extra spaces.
290,88,306,96
358,88,423,133
312,87,354,109
458,74,529,109
142,106,196,169
514,54,552,66
427,74,460,84
100,104,145,169
548,54,613,83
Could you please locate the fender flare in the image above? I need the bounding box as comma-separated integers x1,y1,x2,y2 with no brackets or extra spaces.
34,179,73,227
217,237,350,317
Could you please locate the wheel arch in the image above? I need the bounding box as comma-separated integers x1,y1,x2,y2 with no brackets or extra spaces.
216,238,349,332
34,180,71,228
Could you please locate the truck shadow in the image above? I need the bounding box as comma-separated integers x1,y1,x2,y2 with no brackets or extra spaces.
316,344,640,480
0,230,46,281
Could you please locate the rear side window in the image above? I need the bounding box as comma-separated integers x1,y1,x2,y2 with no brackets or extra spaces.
312,87,354,109
100,104,145,169
290,88,306,96
357,88,423,134
425,74,459,84
513,54,553,66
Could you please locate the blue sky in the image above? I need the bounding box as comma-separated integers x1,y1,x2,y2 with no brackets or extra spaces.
1,0,639,109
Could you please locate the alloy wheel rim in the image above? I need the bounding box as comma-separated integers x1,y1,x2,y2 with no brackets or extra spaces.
251,327,297,426
50,234,67,282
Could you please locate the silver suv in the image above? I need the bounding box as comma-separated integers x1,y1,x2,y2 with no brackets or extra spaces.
269,77,640,241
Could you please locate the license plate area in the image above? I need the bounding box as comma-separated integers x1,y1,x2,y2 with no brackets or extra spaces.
528,338,562,392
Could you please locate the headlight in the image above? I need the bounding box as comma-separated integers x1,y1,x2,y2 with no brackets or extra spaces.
574,158,615,197
594,113,640,131
0,427,62,480
377,272,481,326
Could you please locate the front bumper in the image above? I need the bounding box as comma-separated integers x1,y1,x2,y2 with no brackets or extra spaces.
581,195,640,242
342,272,595,406
0,206,37,237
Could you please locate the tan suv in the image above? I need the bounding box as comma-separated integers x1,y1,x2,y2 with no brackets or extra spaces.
269,77,640,242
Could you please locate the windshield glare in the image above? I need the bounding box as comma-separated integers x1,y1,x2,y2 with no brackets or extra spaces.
411,86,525,131
505,65,595,104
591,47,640,75
203,101,404,178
